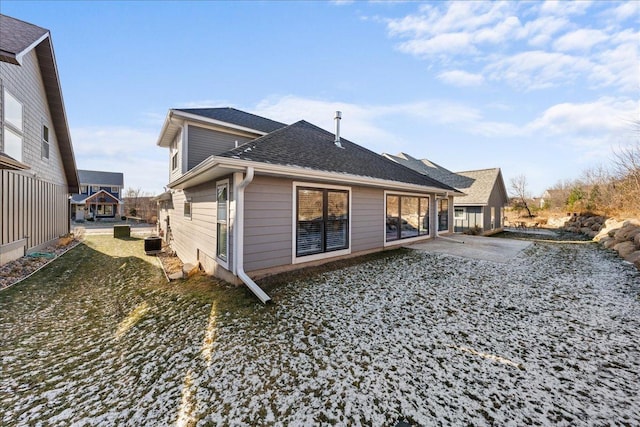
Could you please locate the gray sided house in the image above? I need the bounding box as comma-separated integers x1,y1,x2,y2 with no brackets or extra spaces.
0,14,79,265
384,153,508,235
156,108,461,302
71,170,124,221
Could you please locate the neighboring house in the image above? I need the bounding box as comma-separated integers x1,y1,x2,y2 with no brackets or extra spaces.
383,152,508,235
156,108,461,302
71,170,124,221
0,14,79,265
540,189,570,209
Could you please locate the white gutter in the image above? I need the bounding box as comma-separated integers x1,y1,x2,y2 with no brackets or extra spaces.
234,166,271,304
171,155,465,196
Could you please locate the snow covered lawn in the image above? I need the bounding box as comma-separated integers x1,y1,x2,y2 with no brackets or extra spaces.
1,235,639,426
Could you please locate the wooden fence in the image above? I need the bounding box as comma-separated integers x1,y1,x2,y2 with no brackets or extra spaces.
0,169,69,250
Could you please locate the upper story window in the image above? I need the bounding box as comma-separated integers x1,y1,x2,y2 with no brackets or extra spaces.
41,125,50,159
111,186,119,195
91,185,99,192
80,185,88,194
2,88,23,162
171,152,178,171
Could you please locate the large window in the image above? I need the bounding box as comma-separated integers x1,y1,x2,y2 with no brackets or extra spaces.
438,199,449,232
3,89,23,162
386,194,429,242
216,182,228,262
296,187,349,257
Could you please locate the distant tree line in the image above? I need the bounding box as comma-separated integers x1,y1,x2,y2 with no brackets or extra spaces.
123,187,158,223
535,120,640,216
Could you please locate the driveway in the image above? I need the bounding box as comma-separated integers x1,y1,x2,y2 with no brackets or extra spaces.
1,235,639,426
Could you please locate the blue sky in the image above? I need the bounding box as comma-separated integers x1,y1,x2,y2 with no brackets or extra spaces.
4,0,638,196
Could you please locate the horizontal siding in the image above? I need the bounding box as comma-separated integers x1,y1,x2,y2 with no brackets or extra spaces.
351,187,384,252
1,170,69,264
243,176,293,272
188,125,253,170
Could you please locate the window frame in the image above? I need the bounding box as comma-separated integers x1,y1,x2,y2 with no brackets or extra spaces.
454,206,466,220
216,179,229,268
384,191,430,246
292,182,351,264
183,199,192,220
438,198,449,232
2,88,24,162
41,124,50,160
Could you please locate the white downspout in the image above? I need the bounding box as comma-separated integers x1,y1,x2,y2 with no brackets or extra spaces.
234,167,271,304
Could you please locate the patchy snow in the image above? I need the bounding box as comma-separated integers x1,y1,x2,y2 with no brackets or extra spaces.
1,240,639,426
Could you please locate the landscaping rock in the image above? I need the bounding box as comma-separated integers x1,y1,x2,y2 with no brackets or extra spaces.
168,271,183,280
183,262,199,278
624,251,640,265
613,241,636,258
635,233,640,249
614,223,639,241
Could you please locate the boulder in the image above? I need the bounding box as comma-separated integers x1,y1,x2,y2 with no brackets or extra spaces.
613,241,636,258
603,238,618,249
580,227,592,235
183,262,200,278
614,224,640,241
635,233,640,249
591,224,602,231
624,251,640,265
168,271,184,280
599,236,614,247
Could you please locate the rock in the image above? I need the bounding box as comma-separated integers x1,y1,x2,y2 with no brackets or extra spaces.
580,227,592,235
588,231,598,239
599,236,614,247
613,241,636,258
627,228,640,242
183,262,199,278
635,233,640,249
168,271,184,280
614,224,639,241
603,238,618,249
591,224,602,231
624,251,640,265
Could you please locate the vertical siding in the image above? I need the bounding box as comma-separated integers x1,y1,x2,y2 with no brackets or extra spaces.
351,187,384,252
187,125,252,170
487,182,506,230
0,50,66,186
0,170,69,261
243,176,293,272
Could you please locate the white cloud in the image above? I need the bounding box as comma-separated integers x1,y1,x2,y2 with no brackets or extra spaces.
526,97,637,137
538,0,593,17
486,50,592,90
609,1,640,21
552,28,609,52
71,126,167,194
397,32,475,56
437,70,485,87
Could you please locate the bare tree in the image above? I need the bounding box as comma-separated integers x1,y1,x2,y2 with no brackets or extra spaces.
510,174,533,217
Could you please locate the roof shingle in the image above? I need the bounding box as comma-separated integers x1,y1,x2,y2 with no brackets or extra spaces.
0,14,48,64
175,107,286,134
219,121,457,190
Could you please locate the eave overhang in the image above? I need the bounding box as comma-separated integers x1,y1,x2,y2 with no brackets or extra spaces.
156,109,268,148
169,156,466,196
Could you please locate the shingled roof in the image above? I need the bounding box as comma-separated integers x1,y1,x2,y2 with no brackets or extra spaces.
384,152,504,205
78,169,124,187
175,108,287,134
0,14,48,64
218,121,457,190
0,14,79,192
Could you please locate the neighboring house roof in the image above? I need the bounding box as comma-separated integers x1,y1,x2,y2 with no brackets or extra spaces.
0,14,79,192
175,108,287,134
454,168,505,205
217,120,459,191
384,152,506,205
71,189,122,204
78,169,124,187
